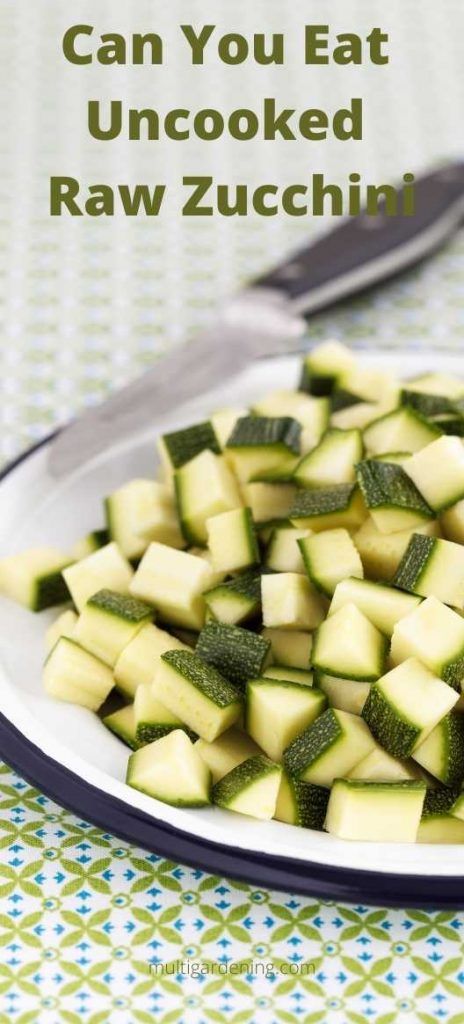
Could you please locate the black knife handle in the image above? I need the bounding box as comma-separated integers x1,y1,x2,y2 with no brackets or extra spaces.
254,163,464,315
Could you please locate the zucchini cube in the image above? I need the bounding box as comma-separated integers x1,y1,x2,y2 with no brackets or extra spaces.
265,526,310,573
283,707,376,787
294,427,362,487
210,407,248,450
299,529,363,598
356,459,433,534
261,572,325,631
274,772,329,829
263,665,313,686
441,497,464,544
134,681,188,746
362,657,459,758
175,450,242,546
114,622,188,698
212,755,282,819
196,621,271,689
226,415,301,483
159,420,220,471
103,704,138,750
328,577,421,636
44,637,114,711
105,479,183,561
243,482,297,525
203,571,262,626
353,515,440,581
404,436,464,511
195,727,261,783
317,674,371,716
390,596,464,690
326,779,426,842
418,789,464,844
246,677,326,762
394,534,464,608
364,406,441,456
312,603,387,682
130,542,217,630
74,589,154,668
0,546,73,612
126,729,211,806
290,483,366,533
413,713,464,788
63,542,134,613
348,745,422,782
206,507,259,573
155,650,243,742
72,529,109,560
252,390,329,443
299,340,355,396
261,628,313,669
45,610,78,652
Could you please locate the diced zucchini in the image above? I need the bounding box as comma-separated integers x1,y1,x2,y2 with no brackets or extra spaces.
299,529,363,598
263,665,313,686
339,365,399,405
212,755,282,819
158,421,220,472
206,507,258,573
211,407,247,449
252,390,329,442
261,572,325,631
226,415,301,483
134,681,188,745
43,637,114,711
294,428,362,487
196,621,271,689
404,436,464,511
441,498,464,544
353,516,440,581
348,745,423,782
126,729,211,806
243,482,297,526
331,401,382,431
246,677,325,761
413,713,464,787
155,650,242,741
130,542,216,630
312,603,387,682
405,372,464,400
265,526,310,573
203,571,262,626
362,657,459,757
393,534,464,607
283,708,375,787
262,628,313,669
72,529,109,560
356,459,433,534
299,340,355,396
103,704,138,749
0,547,72,612
105,479,183,560
45,610,78,652
417,789,464,844
390,596,464,690
364,406,441,456
114,622,188,698
317,674,371,716
290,483,367,533
328,577,422,636
195,727,261,783
74,589,153,668
175,451,242,546
325,779,426,842
274,771,329,829
63,542,134,613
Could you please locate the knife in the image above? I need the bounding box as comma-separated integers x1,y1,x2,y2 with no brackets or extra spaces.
49,162,464,477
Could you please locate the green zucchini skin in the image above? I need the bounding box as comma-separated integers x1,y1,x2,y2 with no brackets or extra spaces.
87,589,154,623
196,622,271,689
290,483,358,519
161,421,220,469
161,650,242,707
212,754,280,807
35,570,72,612
227,415,301,455
362,686,420,759
400,390,454,418
136,722,198,746
393,534,435,593
356,460,433,518
203,571,263,624
283,708,342,780
423,787,461,817
289,778,330,829
415,714,464,788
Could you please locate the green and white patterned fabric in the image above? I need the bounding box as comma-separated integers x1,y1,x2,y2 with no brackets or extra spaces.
1,1,464,1020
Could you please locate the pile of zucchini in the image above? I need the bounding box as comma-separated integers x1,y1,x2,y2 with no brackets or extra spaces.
4,340,464,843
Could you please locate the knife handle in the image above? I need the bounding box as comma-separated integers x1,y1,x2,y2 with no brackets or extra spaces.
254,162,464,316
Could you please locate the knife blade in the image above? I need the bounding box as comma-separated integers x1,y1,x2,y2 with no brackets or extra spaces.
49,162,464,477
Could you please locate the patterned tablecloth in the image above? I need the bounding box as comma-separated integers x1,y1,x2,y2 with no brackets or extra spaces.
1,1,464,1021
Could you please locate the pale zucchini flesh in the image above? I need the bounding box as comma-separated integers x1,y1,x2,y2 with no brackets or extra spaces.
246,677,326,762
154,650,243,742
312,603,387,682
326,779,426,842
261,628,313,669
126,729,211,806
299,529,363,598
283,708,376,787
44,637,114,712
212,755,282,819
261,572,325,631
63,542,134,613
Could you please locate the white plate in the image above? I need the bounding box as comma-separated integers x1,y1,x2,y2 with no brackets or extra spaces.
1,350,463,905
